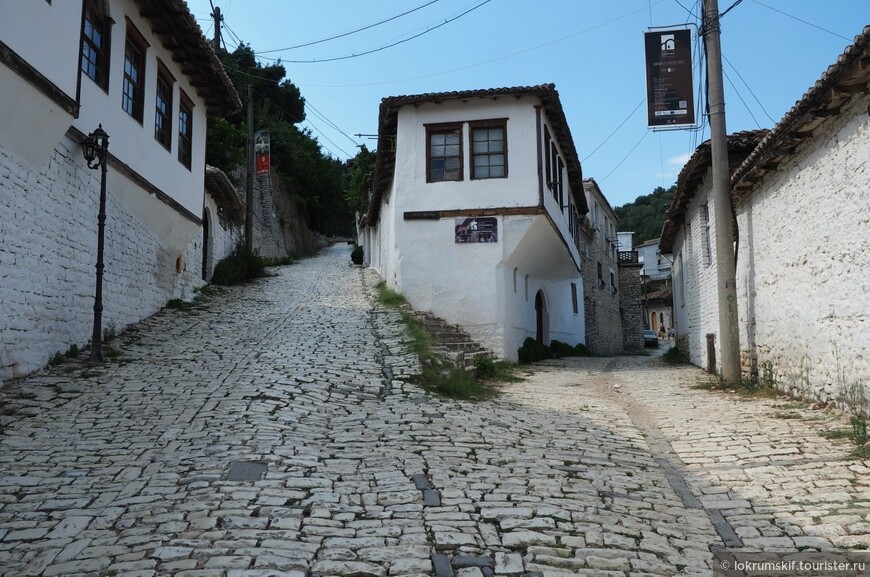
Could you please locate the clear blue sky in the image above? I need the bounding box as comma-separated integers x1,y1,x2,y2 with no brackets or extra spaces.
185,0,868,208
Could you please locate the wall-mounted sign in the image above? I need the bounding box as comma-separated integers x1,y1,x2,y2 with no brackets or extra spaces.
255,129,270,175
645,28,695,128
455,217,498,243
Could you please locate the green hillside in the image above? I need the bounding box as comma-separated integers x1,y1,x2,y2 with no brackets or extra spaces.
614,185,675,246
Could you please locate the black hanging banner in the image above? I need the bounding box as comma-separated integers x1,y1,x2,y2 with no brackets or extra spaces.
645,28,696,128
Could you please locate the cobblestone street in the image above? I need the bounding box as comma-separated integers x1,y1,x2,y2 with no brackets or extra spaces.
0,244,868,577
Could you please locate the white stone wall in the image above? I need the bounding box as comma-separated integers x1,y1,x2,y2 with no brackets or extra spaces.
736,94,870,402
669,171,724,372
1,138,206,381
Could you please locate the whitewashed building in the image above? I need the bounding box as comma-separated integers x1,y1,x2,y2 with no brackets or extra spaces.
360,85,588,360
0,0,240,380
659,130,768,372
731,26,870,401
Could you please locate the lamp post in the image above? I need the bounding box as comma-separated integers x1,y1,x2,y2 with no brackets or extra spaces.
81,125,109,362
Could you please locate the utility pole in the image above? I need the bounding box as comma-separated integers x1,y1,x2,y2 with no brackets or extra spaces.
703,0,741,384
211,6,222,53
245,84,254,253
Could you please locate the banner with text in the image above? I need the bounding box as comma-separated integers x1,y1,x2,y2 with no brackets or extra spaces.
645,28,696,128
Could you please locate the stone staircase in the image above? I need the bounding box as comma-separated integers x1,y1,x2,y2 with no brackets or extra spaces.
407,309,492,370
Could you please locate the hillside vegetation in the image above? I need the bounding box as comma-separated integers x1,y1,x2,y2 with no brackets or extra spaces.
614,185,675,246
207,44,353,237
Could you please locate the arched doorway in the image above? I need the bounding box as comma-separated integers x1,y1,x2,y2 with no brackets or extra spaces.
650,311,658,332
202,209,211,281
535,290,549,345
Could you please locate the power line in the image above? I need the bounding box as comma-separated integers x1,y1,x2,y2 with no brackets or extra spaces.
265,0,493,64
258,0,441,54
599,130,650,184
750,0,852,42
719,0,743,19
722,67,761,128
305,101,361,147
722,53,777,124
581,98,645,163
297,1,668,88
250,88,354,158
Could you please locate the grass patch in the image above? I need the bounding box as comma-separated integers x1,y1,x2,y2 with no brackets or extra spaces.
662,346,689,365
773,411,803,420
375,281,407,308
777,401,810,410
378,283,501,400
48,352,65,366
103,346,123,360
473,356,523,383
849,445,870,460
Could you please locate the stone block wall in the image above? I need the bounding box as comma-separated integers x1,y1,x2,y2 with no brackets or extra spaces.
619,262,644,352
735,95,870,404
581,239,624,355
0,139,205,381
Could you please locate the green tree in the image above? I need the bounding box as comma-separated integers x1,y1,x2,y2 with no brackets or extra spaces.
343,145,376,215
614,184,676,245
206,43,353,236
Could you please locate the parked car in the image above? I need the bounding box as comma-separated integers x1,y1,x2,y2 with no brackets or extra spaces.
643,329,659,348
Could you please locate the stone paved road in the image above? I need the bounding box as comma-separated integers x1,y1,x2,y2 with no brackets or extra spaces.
0,244,868,577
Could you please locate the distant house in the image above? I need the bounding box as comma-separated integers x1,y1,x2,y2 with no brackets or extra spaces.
645,287,673,336
360,85,589,360
659,130,768,372
0,0,240,380
637,238,670,282
730,26,870,401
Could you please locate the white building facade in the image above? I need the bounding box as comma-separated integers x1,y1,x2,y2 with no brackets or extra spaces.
0,0,240,380
660,131,767,372
361,85,588,361
731,26,870,402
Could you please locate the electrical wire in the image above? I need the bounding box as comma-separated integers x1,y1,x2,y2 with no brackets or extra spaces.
599,130,650,184
719,0,743,19
250,89,355,158
722,53,777,124
298,1,667,88
722,67,761,128
750,0,852,42
581,98,645,163
305,100,361,147
261,0,493,64
258,0,441,54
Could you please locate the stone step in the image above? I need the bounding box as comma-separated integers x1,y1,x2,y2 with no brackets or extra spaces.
429,332,472,344
406,308,493,370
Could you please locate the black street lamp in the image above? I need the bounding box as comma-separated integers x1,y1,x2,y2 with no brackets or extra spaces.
81,125,109,362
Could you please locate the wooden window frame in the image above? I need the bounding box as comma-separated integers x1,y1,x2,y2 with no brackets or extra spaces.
80,0,111,92
122,19,148,123
469,119,508,180
154,61,174,150
426,122,463,183
178,90,194,169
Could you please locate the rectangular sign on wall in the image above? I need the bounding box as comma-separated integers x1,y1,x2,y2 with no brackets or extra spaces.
455,217,498,243
645,28,696,128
